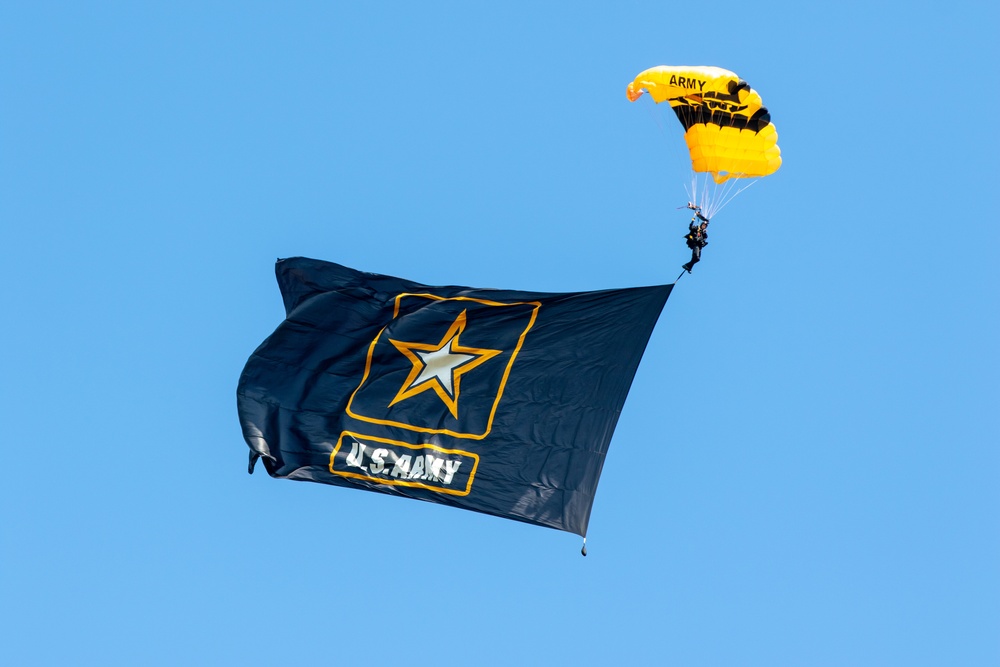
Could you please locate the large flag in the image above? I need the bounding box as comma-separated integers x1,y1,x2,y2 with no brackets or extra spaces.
238,257,672,537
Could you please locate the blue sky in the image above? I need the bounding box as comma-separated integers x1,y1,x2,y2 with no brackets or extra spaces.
2,2,997,665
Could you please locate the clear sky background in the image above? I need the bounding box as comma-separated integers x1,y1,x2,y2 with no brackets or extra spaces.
2,2,997,665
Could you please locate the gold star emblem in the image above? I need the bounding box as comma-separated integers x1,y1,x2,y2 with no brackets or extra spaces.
387,309,501,419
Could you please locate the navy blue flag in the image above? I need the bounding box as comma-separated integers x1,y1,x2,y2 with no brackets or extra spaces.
238,257,672,537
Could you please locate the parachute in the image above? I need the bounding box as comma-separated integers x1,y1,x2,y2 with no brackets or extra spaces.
627,65,781,218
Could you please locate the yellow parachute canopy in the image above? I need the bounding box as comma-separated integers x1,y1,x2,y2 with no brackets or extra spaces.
627,65,781,184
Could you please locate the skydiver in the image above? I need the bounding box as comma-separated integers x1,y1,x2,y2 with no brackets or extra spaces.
681,205,709,273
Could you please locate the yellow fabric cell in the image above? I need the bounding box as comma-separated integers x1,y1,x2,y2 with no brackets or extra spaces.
628,65,782,183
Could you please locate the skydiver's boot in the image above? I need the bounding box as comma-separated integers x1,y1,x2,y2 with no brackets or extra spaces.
681,263,692,273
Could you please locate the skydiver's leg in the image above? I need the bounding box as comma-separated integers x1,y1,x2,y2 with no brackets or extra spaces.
682,247,700,273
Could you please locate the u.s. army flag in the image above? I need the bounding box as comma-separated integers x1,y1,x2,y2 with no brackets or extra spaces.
237,257,671,537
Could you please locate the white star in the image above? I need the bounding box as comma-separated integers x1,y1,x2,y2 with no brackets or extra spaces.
411,344,477,398
387,309,502,419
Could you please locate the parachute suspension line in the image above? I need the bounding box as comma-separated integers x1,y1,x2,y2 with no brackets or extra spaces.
705,174,742,219
699,174,711,214
684,174,701,212
712,176,736,217
686,173,718,218
704,177,717,214
684,174,708,217
685,173,759,220
711,178,757,219
712,175,738,219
